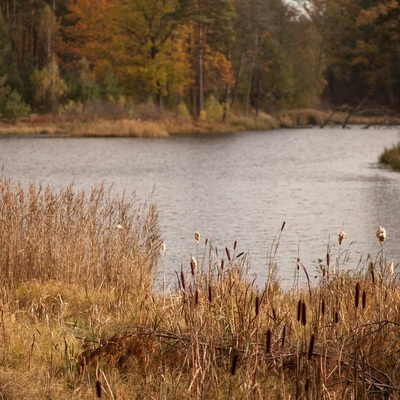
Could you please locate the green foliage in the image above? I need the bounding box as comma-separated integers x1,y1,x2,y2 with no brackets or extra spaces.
31,57,67,113
0,78,31,123
204,95,224,121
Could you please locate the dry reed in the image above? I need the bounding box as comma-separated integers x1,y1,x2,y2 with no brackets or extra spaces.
0,178,400,398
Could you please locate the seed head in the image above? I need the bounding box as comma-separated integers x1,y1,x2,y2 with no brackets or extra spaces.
376,226,386,243
161,242,166,254
190,256,197,275
194,231,200,243
388,261,394,275
338,230,346,245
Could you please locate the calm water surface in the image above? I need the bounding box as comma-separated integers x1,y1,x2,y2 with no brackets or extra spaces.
1,126,400,288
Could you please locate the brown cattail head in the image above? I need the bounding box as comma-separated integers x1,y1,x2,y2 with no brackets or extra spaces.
190,256,197,276
362,290,367,309
370,261,375,284
195,289,199,306
234,240,237,250
194,231,200,243
321,298,325,316
302,302,307,326
297,299,302,322
231,354,239,375
327,253,330,267
308,334,315,360
266,329,272,353
305,378,310,392
220,259,224,271
296,258,301,271
281,325,286,349
225,247,231,261
208,285,212,303
281,221,286,231
255,296,260,316
180,270,186,291
335,311,339,324
96,380,102,398
355,282,360,309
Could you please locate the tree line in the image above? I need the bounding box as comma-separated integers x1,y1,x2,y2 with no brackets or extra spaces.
0,0,398,121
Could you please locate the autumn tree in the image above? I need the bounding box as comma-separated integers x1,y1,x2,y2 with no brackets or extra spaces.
177,0,235,118
113,0,191,108
354,0,400,107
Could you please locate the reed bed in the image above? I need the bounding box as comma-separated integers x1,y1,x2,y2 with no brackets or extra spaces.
0,179,400,399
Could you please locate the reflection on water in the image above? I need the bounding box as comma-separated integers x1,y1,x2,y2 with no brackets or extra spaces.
1,126,400,288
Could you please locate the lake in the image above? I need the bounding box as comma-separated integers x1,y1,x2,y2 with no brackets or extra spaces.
1,126,400,288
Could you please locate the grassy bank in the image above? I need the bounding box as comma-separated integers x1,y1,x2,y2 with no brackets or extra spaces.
380,143,400,172
0,107,398,137
0,178,400,399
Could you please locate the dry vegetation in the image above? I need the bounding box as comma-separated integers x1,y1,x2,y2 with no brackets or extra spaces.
0,178,400,399
0,105,398,138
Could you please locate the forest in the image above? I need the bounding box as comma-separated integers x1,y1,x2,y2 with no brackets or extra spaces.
0,0,399,122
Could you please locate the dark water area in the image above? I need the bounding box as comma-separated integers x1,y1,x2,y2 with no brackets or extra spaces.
1,126,400,288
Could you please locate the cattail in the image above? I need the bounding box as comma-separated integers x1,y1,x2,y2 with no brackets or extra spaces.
338,230,346,245
255,296,260,316
225,247,231,261
190,256,197,276
302,302,307,326
208,285,212,303
296,258,301,271
236,252,244,258
281,221,286,231
231,354,239,375
161,242,166,254
205,238,208,245
194,231,200,243
370,261,375,284
195,289,199,306
180,270,186,291
376,226,386,243
355,282,360,309
297,299,302,322
234,240,237,250
308,334,315,360
388,261,395,275
96,380,102,398
305,378,310,392
220,259,224,270
362,290,367,309
327,253,330,268
335,311,339,324
266,329,272,353
281,325,286,349
321,298,325,316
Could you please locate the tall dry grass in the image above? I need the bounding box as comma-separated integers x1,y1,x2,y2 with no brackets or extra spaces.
1,178,400,398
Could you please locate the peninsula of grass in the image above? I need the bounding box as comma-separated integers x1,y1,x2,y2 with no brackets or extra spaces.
0,177,400,399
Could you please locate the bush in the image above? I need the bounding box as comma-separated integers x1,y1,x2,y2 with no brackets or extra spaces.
380,143,400,172
0,89,31,123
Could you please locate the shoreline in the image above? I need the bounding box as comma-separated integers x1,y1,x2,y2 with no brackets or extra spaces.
1,109,399,138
